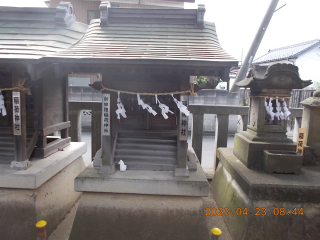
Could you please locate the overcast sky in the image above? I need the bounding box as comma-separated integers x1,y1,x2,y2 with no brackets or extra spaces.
0,0,319,62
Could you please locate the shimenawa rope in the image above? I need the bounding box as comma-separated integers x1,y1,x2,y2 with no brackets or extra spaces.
99,82,197,96
0,78,31,95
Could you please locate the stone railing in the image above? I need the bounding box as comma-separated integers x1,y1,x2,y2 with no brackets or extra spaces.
189,105,303,168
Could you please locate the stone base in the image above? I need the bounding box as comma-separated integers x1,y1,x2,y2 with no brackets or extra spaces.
75,161,209,197
262,150,303,174
0,142,86,240
212,148,320,240
233,132,296,168
69,192,209,240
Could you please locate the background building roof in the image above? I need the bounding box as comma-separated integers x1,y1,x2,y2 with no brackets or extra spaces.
0,3,87,60
253,39,320,64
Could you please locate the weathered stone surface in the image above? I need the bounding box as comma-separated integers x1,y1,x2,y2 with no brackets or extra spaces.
212,148,320,240
187,147,198,171
233,133,296,168
261,150,303,174
0,156,85,240
75,161,209,197
69,192,209,240
0,142,86,189
217,148,320,202
303,145,320,166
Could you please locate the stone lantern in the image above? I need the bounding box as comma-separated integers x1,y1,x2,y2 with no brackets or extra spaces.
300,89,320,166
233,63,312,173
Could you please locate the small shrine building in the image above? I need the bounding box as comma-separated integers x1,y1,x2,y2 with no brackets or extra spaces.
44,2,238,176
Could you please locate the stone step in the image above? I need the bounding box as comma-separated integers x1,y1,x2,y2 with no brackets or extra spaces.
0,141,14,147
114,158,175,171
116,143,177,151
117,137,176,145
114,155,176,165
118,131,176,140
0,145,15,151
115,149,176,157
0,149,14,157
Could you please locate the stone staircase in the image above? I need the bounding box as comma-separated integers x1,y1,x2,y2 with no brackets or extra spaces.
0,127,34,164
114,131,177,170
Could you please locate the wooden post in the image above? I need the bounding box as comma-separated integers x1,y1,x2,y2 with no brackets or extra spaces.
174,76,190,177
61,76,69,138
91,110,101,158
69,109,81,142
100,93,115,174
214,114,229,169
36,79,46,149
12,72,27,162
191,113,204,163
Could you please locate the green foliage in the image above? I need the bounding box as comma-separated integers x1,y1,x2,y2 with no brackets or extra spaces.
194,76,222,89
194,76,207,85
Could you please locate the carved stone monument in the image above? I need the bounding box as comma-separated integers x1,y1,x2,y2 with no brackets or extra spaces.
211,64,320,240
234,63,312,173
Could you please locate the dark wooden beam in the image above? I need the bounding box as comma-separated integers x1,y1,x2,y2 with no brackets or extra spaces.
38,121,71,136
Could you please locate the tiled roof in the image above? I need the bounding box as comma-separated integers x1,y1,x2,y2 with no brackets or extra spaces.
0,3,87,60
46,7,237,66
48,21,237,62
253,39,320,64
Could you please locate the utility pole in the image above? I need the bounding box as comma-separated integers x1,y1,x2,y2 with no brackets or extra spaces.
230,0,279,92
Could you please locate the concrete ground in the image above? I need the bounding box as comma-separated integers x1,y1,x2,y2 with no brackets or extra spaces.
49,128,293,240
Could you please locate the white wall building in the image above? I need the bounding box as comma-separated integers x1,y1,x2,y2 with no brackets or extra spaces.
253,39,320,88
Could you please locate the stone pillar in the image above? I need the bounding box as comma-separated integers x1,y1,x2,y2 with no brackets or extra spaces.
214,114,229,169
191,113,204,163
91,110,101,159
69,109,81,142
241,115,248,131
300,89,320,166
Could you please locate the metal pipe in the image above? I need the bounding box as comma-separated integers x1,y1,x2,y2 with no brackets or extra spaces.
211,227,222,240
230,0,279,92
36,220,47,240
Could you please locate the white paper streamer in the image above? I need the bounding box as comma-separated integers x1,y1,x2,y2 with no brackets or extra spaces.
275,97,281,120
137,94,157,116
282,98,291,120
171,94,190,116
0,91,6,116
115,91,127,119
155,95,173,119
265,97,275,120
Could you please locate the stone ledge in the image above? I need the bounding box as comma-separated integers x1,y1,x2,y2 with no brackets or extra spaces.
0,142,86,189
75,162,209,197
217,148,320,202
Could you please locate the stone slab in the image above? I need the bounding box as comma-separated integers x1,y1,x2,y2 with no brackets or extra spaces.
211,149,320,240
233,133,297,168
75,161,209,197
69,192,209,240
261,150,303,174
0,156,86,240
0,142,86,189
